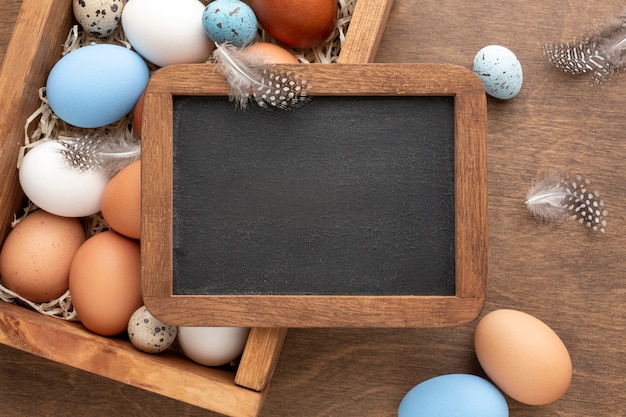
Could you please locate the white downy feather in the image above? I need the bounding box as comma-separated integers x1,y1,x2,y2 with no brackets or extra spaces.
525,172,570,222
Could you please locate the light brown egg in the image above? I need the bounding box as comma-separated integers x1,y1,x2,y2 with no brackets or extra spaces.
132,93,144,140
100,160,141,240
474,309,572,405
0,210,85,303
242,42,299,64
69,230,143,336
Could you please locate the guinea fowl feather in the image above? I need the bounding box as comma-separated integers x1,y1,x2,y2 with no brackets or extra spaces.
526,172,608,233
543,10,626,83
212,42,310,110
58,133,140,176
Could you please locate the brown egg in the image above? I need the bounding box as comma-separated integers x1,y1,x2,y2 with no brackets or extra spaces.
101,160,141,240
247,0,337,49
474,309,572,405
132,93,144,139
243,42,299,64
69,230,143,336
0,210,85,303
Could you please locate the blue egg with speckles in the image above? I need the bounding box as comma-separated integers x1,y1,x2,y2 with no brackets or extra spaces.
398,374,509,417
472,45,523,100
202,0,258,47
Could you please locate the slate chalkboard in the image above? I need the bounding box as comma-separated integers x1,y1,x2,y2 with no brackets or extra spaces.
141,63,487,327
172,95,455,296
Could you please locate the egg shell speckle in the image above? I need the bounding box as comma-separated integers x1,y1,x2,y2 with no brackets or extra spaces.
73,0,124,38
472,45,523,99
202,0,258,47
128,306,177,353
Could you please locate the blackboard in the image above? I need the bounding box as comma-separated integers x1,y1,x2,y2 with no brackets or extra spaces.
141,63,488,327
172,95,455,296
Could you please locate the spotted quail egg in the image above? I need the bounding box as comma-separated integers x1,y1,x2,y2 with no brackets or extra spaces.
73,0,125,38
472,45,523,99
128,305,178,353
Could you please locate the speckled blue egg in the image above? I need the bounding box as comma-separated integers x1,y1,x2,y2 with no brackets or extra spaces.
46,44,149,128
398,374,509,417
472,45,523,100
202,0,258,47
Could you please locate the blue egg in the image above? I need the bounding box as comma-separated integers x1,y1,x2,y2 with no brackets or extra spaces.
202,0,258,47
398,374,509,417
472,45,523,100
46,44,149,128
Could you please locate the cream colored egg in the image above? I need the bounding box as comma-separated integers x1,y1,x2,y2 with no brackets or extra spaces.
128,305,177,353
474,309,572,405
0,210,85,303
177,326,250,367
73,0,125,38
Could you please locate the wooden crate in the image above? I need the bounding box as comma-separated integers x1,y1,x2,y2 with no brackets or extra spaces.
0,0,393,416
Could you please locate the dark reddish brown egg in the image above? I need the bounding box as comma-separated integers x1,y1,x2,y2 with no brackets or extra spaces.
247,0,337,49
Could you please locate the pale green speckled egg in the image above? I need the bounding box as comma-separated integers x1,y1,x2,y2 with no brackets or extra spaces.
472,45,523,100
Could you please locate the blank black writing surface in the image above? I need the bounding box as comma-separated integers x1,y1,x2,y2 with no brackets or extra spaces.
172,95,455,296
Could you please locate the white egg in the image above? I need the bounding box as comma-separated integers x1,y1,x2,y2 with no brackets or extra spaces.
128,306,178,353
472,45,523,99
177,326,250,367
19,140,110,217
121,0,215,67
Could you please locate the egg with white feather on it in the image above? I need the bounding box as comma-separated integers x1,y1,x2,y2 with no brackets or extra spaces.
472,45,523,100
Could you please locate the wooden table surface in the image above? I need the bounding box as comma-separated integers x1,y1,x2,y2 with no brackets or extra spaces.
2,0,626,416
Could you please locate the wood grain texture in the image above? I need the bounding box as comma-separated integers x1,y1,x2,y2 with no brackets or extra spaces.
337,0,394,63
2,0,626,416
0,1,399,414
0,301,265,417
235,328,288,391
0,0,73,243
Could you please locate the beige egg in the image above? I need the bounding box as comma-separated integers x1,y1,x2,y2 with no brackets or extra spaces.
73,0,125,38
242,42,299,64
128,305,177,353
69,230,143,336
100,160,141,239
0,210,85,303
474,309,572,405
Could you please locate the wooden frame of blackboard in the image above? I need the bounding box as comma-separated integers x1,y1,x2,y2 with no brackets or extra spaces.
141,63,487,328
